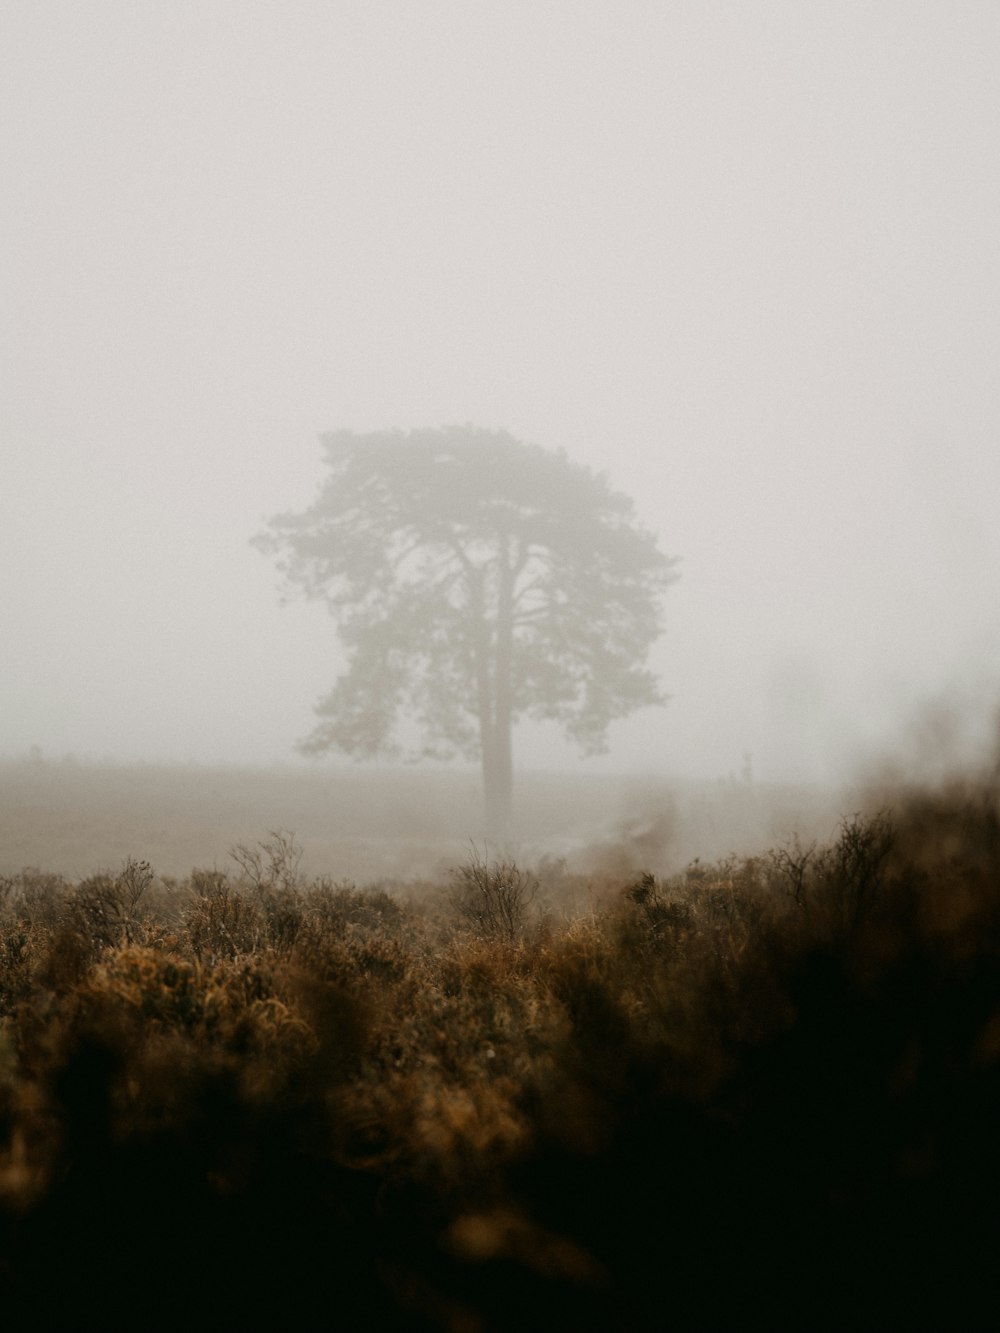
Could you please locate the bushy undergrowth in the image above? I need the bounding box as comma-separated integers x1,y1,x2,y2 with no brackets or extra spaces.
1,793,999,1329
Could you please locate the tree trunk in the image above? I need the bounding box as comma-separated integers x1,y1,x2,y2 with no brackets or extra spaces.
471,538,515,844
481,735,512,844
483,538,515,843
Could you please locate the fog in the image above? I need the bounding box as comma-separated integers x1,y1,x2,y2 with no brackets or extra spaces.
3,1,999,786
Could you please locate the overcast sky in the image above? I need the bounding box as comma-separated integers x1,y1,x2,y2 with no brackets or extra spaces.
3,1,999,783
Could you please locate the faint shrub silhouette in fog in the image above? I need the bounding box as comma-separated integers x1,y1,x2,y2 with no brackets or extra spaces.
765,810,895,928
230,828,303,895
767,833,816,909
824,807,894,927
450,846,538,942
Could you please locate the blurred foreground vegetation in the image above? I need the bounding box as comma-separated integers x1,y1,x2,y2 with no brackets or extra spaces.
1,773,999,1329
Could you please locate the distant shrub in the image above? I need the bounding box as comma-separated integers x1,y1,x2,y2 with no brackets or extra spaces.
184,869,262,959
450,847,538,942
230,828,303,895
822,807,895,928
764,809,896,930
0,868,68,929
0,921,44,1014
622,870,694,946
69,857,155,954
305,880,407,939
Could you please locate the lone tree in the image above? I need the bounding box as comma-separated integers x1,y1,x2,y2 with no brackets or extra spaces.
254,426,678,838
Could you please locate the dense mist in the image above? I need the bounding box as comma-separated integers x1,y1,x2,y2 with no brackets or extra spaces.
4,12,1000,1325
4,2,999,786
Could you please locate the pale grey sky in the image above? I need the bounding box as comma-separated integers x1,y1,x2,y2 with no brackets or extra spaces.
3,1,999,782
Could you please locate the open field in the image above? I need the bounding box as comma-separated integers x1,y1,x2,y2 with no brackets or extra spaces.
0,757,855,883
1,757,998,1328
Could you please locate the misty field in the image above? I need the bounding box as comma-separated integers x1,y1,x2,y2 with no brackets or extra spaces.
1,761,999,1329
0,757,850,883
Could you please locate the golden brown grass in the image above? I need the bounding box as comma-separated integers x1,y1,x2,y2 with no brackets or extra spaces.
0,780,998,1329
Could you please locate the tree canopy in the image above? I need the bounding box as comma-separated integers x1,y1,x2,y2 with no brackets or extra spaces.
254,426,679,836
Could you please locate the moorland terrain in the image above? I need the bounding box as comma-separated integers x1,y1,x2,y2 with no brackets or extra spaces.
0,756,851,882
0,755,997,1329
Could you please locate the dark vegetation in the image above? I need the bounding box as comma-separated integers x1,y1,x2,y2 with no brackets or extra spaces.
1,771,999,1329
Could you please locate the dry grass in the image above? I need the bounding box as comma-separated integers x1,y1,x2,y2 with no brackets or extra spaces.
0,779,998,1329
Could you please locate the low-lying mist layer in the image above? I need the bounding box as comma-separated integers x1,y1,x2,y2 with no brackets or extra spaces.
1,771,999,1328
0,757,855,881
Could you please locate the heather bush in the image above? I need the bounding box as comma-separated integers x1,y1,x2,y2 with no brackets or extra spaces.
71,875,139,955
184,868,263,959
0,868,69,930
0,921,43,1015
0,786,998,1329
449,846,539,942
306,879,407,937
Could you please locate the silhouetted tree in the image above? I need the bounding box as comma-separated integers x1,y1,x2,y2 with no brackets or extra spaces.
255,426,678,837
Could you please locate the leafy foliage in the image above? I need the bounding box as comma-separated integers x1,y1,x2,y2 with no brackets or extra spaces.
257,428,676,757
255,428,678,833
